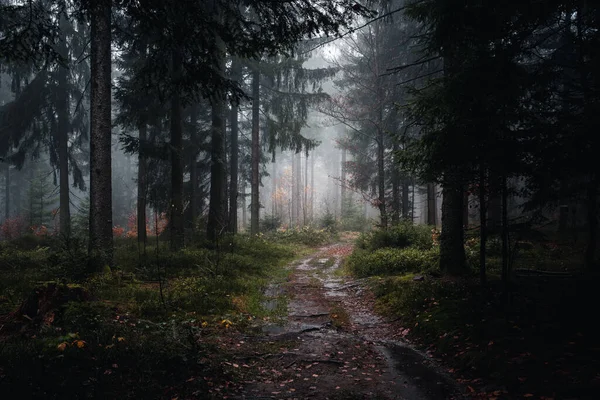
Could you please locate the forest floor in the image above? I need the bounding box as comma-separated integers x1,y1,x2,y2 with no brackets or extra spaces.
212,233,463,399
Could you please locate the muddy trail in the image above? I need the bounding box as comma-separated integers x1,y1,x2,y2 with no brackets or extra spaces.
228,239,464,400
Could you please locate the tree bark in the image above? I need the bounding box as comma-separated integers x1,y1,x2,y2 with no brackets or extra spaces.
310,152,314,223
137,122,147,246
402,179,410,220
341,148,347,220
57,16,71,238
88,0,113,270
291,154,296,227
439,169,466,275
250,67,260,234
228,60,241,233
207,90,227,242
479,166,487,285
391,143,400,225
377,133,387,229
304,153,308,226
170,48,185,250
427,183,437,226
295,152,302,225
189,104,198,233
4,163,9,221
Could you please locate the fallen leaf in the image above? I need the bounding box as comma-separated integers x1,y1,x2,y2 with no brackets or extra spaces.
57,342,67,351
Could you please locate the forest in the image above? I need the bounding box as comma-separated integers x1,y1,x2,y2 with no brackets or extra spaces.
0,0,599,399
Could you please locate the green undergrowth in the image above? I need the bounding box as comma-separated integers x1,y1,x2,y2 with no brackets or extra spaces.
261,225,337,247
348,224,600,398
0,233,302,399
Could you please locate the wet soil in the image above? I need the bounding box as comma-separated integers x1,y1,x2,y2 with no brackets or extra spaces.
231,240,464,400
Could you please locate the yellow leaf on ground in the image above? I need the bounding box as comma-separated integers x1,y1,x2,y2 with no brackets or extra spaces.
57,342,67,351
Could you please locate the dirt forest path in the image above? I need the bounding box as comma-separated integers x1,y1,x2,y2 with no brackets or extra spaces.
229,234,464,400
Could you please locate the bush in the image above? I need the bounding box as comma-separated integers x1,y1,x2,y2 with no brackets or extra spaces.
320,210,337,233
347,247,439,277
355,222,434,252
260,214,282,232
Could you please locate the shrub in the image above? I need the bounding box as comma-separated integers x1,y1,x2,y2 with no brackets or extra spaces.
355,222,434,252
260,214,281,232
320,210,337,232
346,247,439,277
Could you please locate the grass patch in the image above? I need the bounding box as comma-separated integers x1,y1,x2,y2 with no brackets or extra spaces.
346,247,439,278
0,233,304,399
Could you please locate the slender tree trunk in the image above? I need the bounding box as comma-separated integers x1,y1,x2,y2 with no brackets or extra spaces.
440,169,466,275
295,152,302,225
228,62,241,233
250,67,260,234
88,0,113,270
402,179,410,220
501,174,510,299
411,179,416,222
427,183,437,226
304,153,308,226
57,18,71,238
189,104,198,233
4,163,9,221
271,161,276,217
479,166,487,285
310,153,314,223
391,140,400,225
170,48,185,250
291,154,296,227
377,134,387,229
241,179,247,231
137,122,147,246
207,90,227,242
341,148,347,220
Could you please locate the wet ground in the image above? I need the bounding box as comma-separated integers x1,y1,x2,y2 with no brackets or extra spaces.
232,240,464,400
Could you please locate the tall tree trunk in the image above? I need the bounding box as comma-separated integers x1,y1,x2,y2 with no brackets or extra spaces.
341,148,347,220
402,179,410,220
271,161,276,217
310,152,314,223
304,153,308,226
377,134,387,229
391,153,400,225
295,152,302,225
228,61,241,233
440,169,466,275
291,154,296,227
241,178,247,231
250,67,260,234
170,48,184,250
137,122,147,246
427,183,437,226
88,0,113,270
57,18,71,238
207,90,227,242
501,174,510,300
189,104,198,233
4,163,9,221
479,166,487,285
